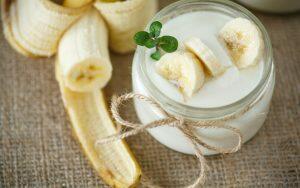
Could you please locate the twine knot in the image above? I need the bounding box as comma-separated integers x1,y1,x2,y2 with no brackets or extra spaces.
95,92,263,187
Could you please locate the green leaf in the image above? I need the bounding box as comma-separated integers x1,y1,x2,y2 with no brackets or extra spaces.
134,31,150,46
144,39,156,48
150,21,162,38
158,36,178,53
150,50,161,61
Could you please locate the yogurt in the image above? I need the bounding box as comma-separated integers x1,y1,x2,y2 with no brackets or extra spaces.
146,11,264,108
132,0,275,155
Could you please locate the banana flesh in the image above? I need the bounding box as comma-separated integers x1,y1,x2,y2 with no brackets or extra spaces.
185,37,226,77
219,18,264,69
155,51,205,98
94,0,158,54
56,63,141,188
1,0,35,57
4,0,90,57
58,8,112,92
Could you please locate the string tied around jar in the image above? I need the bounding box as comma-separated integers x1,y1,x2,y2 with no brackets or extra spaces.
95,92,263,187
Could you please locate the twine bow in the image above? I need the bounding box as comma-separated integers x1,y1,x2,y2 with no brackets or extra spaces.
95,92,262,187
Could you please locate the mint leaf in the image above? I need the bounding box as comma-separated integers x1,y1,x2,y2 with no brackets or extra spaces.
151,50,161,60
145,39,156,48
134,31,150,46
133,21,179,61
158,36,178,53
150,21,162,38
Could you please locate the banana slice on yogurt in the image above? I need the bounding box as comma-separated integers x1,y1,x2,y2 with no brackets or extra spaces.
155,51,205,97
184,37,227,77
219,17,264,69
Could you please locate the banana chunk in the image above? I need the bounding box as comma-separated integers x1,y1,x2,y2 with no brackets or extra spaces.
55,63,141,188
219,17,264,69
184,37,226,77
58,8,112,92
94,0,158,54
155,52,205,98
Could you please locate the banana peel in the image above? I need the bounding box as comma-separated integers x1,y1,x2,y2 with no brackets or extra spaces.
56,62,141,187
63,0,94,8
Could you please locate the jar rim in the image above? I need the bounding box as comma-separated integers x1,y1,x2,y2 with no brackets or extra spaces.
136,0,274,119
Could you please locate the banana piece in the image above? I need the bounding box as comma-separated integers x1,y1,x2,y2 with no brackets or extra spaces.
55,63,141,188
63,0,94,8
7,0,90,57
58,8,112,92
94,0,158,54
184,37,226,77
219,17,264,69
155,52,205,98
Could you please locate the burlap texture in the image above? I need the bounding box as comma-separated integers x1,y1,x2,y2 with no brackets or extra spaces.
0,1,299,187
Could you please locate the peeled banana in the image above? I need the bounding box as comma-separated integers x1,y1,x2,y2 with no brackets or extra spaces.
94,0,158,54
58,8,112,92
155,51,205,98
219,18,264,69
185,37,226,77
55,63,141,188
4,0,91,57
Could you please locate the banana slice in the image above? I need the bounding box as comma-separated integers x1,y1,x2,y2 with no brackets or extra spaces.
63,0,93,8
219,17,264,69
6,0,90,57
155,52,205,98
58,8,112,92
55,63,141,188
184,37,226,77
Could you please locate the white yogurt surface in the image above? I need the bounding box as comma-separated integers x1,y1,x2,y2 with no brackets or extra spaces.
145,11,264,108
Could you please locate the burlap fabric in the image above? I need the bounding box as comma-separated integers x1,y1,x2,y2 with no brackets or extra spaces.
0,1,299,187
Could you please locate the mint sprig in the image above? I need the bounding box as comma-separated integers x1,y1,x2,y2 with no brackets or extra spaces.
134,21,178,60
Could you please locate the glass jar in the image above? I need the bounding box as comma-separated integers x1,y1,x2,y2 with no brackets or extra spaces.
132,0,275,155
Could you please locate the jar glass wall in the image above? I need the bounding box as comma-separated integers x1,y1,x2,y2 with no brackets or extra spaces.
132,0,275,155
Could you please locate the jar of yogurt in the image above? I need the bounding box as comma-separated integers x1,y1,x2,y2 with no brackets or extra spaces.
132,0,275,155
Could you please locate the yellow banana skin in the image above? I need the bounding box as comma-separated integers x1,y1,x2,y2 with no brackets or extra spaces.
56,63,141,188
63,0,94,8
